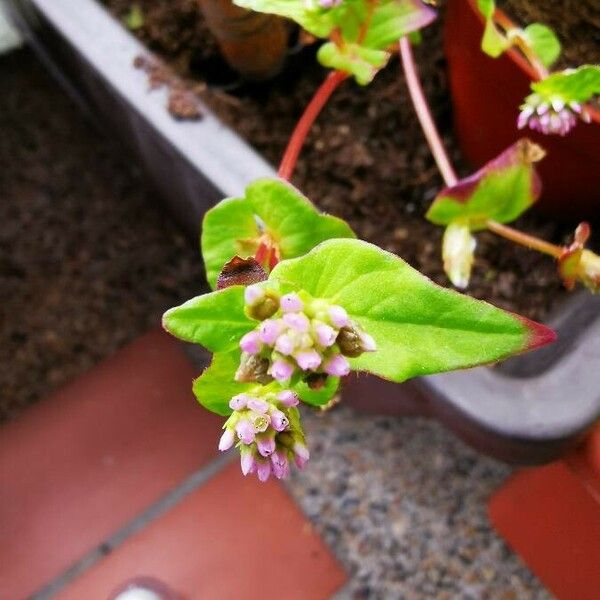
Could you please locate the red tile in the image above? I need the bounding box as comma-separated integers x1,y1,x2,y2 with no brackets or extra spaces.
0,330,221,599
489,460,600,600
59,462,347,600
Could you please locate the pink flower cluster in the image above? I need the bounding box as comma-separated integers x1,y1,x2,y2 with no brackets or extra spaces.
518,94,590,137
218,390,309,482
238,287,376,384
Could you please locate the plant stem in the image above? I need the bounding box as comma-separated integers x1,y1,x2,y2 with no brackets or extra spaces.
493,11,549,80
399,37,563,263
278,70,347,181
398,37,458,187
486,220,563,258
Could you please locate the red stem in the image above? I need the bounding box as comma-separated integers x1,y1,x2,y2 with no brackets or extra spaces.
399,37,458,187
278,70,347,180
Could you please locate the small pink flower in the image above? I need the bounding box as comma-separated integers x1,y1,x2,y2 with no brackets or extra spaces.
277,390,299,407
270,409,289,432
247,398,269,414
275,333,296,355
218,428,235,451
359,332,377,352
280,293,304,313
323,354,350,376
293,442,310,469
239,331,261,354
328,305,349,328
259,319,283,345
314,322,337,347
271,450,290,479
249,412,270,433
235,420,255,444
295,349,322,371
256,460,272,482
240,450,256,476
244,285,264,306
229,393,250,410
270,358,294,382
282,312,310,333
256,436,276,457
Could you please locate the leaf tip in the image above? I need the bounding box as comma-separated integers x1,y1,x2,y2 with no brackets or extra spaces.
517,315,557,351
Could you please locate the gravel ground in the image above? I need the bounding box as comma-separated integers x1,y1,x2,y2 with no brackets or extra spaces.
1,50,549,598
288,409,550,599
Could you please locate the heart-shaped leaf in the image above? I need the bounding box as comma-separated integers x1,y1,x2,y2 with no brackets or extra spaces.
202,178,355,288
162,286,253,351
426,139,545,230
270,239,555,382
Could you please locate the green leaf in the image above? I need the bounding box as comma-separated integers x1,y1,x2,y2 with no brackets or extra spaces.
233,0,435,84
317,42,389,86
162,286,254,351
362,0,436,50
293,375,340,407
232,0,337,38
270,239,554,382
426,139,545,230
520,24,561,68
476,0,494,19
531,65,600,104
475,0,510,58
202,178,355,288
193,351,256,416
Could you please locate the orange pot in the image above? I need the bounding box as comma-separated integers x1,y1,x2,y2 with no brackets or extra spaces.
444,0,600,220
198,0,290,81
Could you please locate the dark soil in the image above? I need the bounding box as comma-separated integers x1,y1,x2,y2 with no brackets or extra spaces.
103,0,582,315
0,50,203,423
499,0,600,68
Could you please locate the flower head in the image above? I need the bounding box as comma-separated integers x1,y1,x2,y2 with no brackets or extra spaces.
518,93,590,137
237,285,377,384
219,390,308,482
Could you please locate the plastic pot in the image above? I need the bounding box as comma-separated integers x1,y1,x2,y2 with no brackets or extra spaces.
197,0,290,80
444,0,600,221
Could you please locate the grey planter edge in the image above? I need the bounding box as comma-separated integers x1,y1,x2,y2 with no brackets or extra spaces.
7,0,600,464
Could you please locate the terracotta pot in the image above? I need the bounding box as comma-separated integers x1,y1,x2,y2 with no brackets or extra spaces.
197,0,290,81
444,0,600,221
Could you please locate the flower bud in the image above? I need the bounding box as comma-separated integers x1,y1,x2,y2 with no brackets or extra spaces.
442,222,476,289
259,319,283,345
247,398,270,414
240,447,256,476
282,312,310,333
270,409,290,431
239,331,261,354
578,250,600,292
218,428,235,451
293,442,310,469
294,349,322,371
229,393,250,411
280,293,304,313
246,292,280,321
256,460,272,482
328,305,349,328
323,354,350,376
270,358,295,382
276,390,299,407
256,435,276,457
313,322,337,347
235,420,255,444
